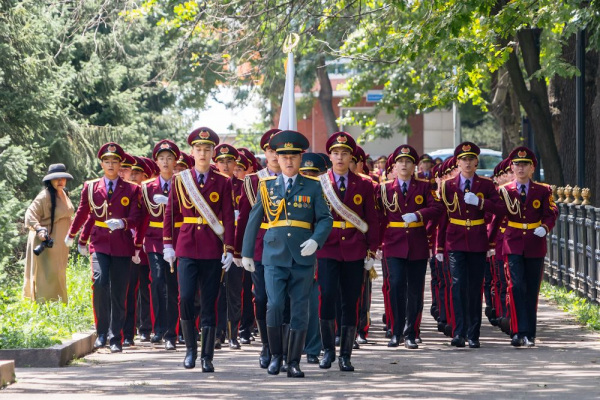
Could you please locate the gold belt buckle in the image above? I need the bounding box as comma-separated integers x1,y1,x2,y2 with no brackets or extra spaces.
403,222,409,228
197,217,203,225
340,221,346,229
523,223,528,229
287,219,292,226
465,219,472,227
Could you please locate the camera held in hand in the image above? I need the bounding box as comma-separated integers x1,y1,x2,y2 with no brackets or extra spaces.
34,231,54,256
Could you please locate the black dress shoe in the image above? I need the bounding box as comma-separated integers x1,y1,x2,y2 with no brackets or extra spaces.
150,334,163,344
385,329,392,339
404,338,418,349
490,318,499,327
450,336,465,347
178,334,185,344
415,336,422,344
122,338,134,347
444,324,453,337
165,339,176,351
335,336,340,346
306,354,319,364
240,336,251,345
437,321,446,333
139,332,151,342
356,333,368,345
523,337,535,347
201,358,214,373
511,334,524,347
214,339,221,349
94,334,107,348
110,343,122,353
268,355,283,375
388,335,400,347
468,339,480,348
353,340,360,350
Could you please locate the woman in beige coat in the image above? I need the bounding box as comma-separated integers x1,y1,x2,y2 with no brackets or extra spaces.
23,164,75,303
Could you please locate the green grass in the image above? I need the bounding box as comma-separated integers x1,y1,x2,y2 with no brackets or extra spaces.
0,256,94,349
541,281,600,331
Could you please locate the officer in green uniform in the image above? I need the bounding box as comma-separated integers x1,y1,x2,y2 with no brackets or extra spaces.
242,130,333,378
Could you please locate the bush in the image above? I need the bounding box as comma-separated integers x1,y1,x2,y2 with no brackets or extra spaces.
0,255,94,349
541,282,600,331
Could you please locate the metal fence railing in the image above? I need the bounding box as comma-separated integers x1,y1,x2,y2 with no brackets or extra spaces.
545,185,598,303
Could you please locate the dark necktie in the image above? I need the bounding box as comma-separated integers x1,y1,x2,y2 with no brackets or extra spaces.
402,182,407,196
339,176,346,199
286,178,293,195
107,181,114,199
465,179,471,193
162,183,169,196
520,184,527,203
199,174,205,188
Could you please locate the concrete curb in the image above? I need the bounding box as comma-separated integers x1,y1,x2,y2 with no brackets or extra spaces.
0,331,96,368
0,360,16,387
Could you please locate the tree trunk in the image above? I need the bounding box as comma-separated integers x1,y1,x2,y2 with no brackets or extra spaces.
490,67,522,157
316,54,339,135
502,30,565,185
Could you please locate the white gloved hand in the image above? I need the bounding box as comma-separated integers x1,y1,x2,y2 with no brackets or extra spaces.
163,247,176,264
401,213,418,223
375,249,383,260
106,219,125,231
77,243,89,257
242,257,256,272
132,250,141,264
533,227,547,238
221,252,234,271
65,236,74,248
435,253,444,262
153,194,169,205
300,239,318,257
364,258,375,271
464,192,480,206
233,258,242,268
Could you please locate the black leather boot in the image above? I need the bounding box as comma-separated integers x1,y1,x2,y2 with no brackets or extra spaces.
319,319,336,369
280,323,290,372
338,326,356,372
257,319,271,369
200,326,215,372
286,329,307,378
228,322,241,349
180,320,197,369
267,326,283,375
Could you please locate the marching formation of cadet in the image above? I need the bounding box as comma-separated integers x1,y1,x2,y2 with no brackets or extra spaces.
65,128,558,376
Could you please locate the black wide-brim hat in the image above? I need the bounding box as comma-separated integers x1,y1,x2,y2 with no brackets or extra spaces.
42,164,73,182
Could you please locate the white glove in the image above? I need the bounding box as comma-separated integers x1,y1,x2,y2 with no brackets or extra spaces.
464,192,480,206
106,219,125,231
375,249,383,260
300,239,318,257
65,236,74,248
233,258,242,268
242,257,256,272
221,252,233,271
77,243,89,257
132,250,141,264
435,253,444,262
153,194,169,205
401,213,418,223
163,247,176,264
533,227,547,238
364,258,375,271
487,249,496,258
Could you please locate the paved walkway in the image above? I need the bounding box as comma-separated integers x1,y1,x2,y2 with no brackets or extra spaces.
4,263,600,399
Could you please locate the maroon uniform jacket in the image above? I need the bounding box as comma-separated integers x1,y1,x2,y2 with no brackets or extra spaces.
163,169,235,260
417,171,435,185
436,174,505,253
316,170,379,262
68,177,142,257
235,173,268,262
498,180,558,258
378,178,444,260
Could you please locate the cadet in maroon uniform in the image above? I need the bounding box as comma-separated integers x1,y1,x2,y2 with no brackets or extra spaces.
136,140,181,350
436,143,505,348
499,147,558,347
235,129,284,369
65,143,142,353
378,145,444,349
416,153,434,183
316,132,379,371
163,128,236,372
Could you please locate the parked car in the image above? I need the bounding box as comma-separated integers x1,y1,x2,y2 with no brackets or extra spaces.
428,148,502,178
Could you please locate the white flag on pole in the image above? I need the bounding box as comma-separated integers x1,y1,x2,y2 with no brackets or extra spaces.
278,51,297,131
